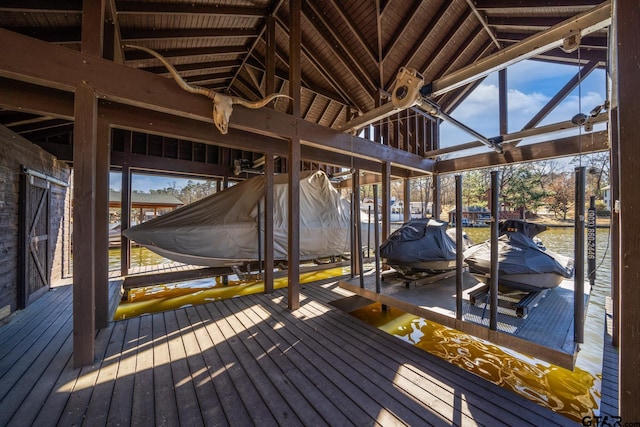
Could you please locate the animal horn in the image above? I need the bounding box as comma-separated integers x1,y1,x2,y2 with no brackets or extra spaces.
124,44,212,98
232,93,292,109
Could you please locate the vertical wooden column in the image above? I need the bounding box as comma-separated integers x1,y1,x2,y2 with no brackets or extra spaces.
95,116,110,329
266,15,276,98
499,69,508,135
403,178,411,223
381,162,391,239
287,0,301,310
73,83,98,368
432,120,441,220
264,150,274,293
574,167,586,344
73,0,105,367
352,170,361,278
616,0,640,418
489,170,500,331
455,175,463,320
120,163,131,276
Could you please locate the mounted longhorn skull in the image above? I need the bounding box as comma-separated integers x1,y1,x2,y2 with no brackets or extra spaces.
124,44,291,134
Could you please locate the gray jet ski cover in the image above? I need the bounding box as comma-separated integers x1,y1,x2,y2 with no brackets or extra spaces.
380,219,457,264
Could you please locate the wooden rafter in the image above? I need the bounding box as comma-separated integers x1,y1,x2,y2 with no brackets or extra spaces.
381,0,423,63
116,2,268,16
383,1,453,89
301,1,377,98
325,0,378,65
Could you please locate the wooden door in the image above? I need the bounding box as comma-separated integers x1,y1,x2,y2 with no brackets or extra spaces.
18,172,51,308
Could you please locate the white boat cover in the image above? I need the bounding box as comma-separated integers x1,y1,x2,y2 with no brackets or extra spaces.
123,171,352,266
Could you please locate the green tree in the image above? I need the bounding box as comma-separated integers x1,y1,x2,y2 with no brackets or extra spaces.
500,164,548,219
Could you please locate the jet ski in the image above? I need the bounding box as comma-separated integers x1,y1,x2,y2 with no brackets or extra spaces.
380,219,462,276
463,220,574,292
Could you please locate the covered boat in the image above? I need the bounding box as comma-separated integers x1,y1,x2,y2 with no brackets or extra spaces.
123,171,353,267
463,220,574,291
380,219,459,276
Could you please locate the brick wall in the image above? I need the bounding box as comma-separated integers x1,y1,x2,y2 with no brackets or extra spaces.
0,126,71,319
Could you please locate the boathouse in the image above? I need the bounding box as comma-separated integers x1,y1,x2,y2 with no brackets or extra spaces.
0,1,636,424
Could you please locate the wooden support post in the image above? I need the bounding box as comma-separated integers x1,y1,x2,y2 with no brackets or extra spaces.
95,117,110,329
455,175,463,320
72,82,98,368
287,0,301,311
264,150,274,293
403,178,411,223
352,170,363,281
574,166,585,344
373,185,381,294
382,161,391,239
120,163,131,277
489,170,500,331
615,0,640,417
266,15,276,99
499,69,508,135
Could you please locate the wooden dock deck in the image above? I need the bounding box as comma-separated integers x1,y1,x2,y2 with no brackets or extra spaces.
339,270,586,370
0,276,577,426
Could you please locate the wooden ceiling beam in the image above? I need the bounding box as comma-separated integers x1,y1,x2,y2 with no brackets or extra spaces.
116,2,268,16
384,1,453,89
121,28,259,42
0,1,82,13
497,32,607,49
475,0,602,8
325,0,378,65
419,10,475,80
435,130,608,173
300,3,376,100
139,59,241,75
382,0,425,63
487,16,567,28
124,45,249,62
0,29,433,173
274,16,361,109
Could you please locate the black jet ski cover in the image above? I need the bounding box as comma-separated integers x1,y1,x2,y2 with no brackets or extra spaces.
463,221,574,278
380,219,457,264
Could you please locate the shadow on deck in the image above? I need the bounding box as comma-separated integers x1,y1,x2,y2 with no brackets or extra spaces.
0,274,575,426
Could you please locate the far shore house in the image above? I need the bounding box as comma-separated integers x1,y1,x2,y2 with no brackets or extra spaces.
109,191,184,245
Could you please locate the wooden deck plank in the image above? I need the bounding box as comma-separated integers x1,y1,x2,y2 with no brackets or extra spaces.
299,282,575,426
163,309,205,427
131,314,155,425
202,301,302,426
218,297,333,426
231,295,385,426
82,319,128,425
152,312,180,426
185,305,250,426
0,309,72,403
0,285,69,348
226,296,357,426
0,273,582,426
252,292,453,426
106,316,140,425
58,319,117,426
194,304,277,426
0,286,69,366
173,308,228,426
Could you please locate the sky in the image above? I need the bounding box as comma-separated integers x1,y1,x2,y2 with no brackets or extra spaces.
439,59,607,155
111,60,608,193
